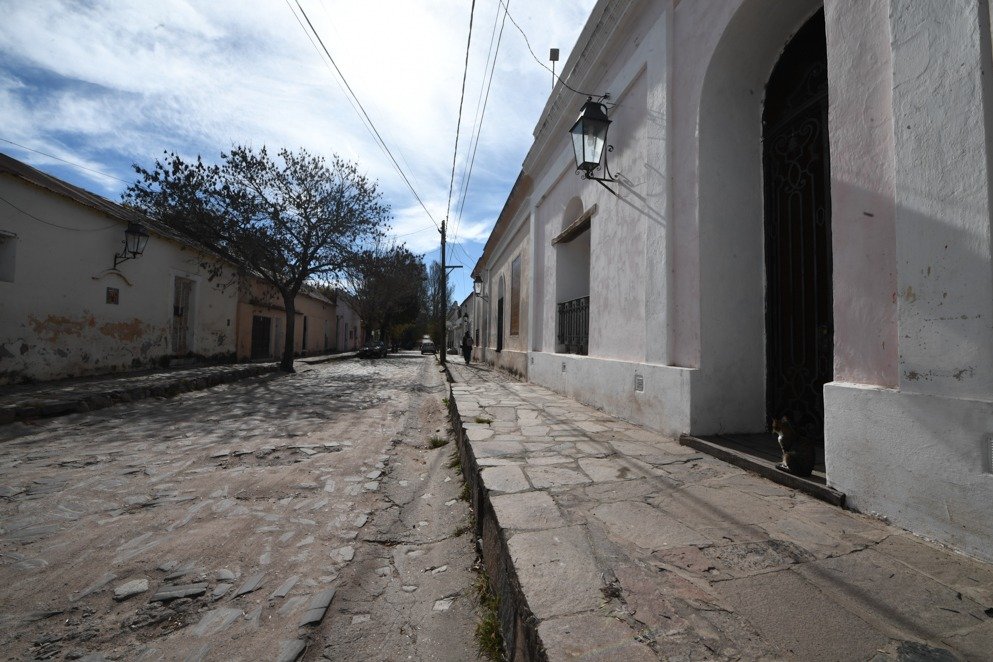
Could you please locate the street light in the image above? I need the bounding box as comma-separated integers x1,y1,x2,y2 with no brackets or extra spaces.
569,97,619,195
113,221,150,268
473,276,488,301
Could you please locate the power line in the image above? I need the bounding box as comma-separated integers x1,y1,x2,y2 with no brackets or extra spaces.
445,0,477,223
495,0,600,98
287,0,440,231
0,138,131,184
451,0,510,247
0,194,119,232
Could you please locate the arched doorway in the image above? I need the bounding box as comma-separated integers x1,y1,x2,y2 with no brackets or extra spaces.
763,9,832,441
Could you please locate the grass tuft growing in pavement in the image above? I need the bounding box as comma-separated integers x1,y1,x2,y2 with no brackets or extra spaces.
447,450,462,471
429,436,449,449
474,416,493,424
474,569,504,660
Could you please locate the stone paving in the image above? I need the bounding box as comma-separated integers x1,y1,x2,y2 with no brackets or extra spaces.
446,361,993,661
0,353,476,660
0,362,282,423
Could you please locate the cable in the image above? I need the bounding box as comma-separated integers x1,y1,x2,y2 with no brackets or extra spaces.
451,0,509,247
392,224,436,238
0,194,119,231
288,0,440,231
495,0,600,99
0,138,131,184
445,0,477,224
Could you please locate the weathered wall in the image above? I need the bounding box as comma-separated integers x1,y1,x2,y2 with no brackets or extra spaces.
480,213,530,377
824,0,993,563
235,279,342,360
0,174,238,384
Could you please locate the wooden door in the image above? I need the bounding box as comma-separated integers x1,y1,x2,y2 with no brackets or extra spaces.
172,277,193,354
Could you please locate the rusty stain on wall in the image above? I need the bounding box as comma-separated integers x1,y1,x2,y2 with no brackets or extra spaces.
28,314,96,343
98,319,147,343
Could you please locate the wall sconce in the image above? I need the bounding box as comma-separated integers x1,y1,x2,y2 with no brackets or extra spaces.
473,275,489,301
569,97,620,196
114,221,150,269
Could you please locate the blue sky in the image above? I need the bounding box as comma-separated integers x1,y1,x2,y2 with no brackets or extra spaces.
0,0,597,302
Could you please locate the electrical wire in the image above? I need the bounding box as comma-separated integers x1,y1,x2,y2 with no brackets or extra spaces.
451,0,509,248
0,194,119,232
445,0,477,225
495,0,600,99
0,138,130,184
287,0,440,231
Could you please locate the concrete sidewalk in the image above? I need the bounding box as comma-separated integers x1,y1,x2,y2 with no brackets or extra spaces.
446,362,993,661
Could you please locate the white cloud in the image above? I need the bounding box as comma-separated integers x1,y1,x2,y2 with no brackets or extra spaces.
0,0,597,294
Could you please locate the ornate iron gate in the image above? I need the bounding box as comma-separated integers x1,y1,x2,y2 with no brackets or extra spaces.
763,10,832,441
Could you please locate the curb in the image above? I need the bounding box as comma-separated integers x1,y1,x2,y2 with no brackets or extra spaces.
0,364,280,425
446,380,546,662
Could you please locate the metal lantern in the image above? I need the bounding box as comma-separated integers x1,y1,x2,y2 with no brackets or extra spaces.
114,221,150,268
124,222,150,257
569,98,611,174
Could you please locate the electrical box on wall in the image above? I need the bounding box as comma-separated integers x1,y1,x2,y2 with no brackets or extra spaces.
634,373,644,392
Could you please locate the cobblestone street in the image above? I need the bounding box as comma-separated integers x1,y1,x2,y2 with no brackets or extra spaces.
0,353,477,661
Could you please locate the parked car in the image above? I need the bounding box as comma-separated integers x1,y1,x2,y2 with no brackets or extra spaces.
358,341,388,358
420,339,436,354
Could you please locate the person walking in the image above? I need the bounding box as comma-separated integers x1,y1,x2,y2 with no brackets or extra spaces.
461,330,473,366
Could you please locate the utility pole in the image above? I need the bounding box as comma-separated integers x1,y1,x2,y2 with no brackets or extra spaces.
440,217,447,367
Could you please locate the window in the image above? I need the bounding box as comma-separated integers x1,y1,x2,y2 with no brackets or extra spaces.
510,255,521,335
0,231,16,282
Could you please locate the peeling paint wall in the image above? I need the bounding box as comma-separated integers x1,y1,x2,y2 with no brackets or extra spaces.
234,279,355,360
0,173,238,384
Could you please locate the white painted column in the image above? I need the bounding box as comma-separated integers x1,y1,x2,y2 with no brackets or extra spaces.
891,0,993,398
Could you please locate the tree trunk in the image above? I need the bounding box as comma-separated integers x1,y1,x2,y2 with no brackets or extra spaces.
280,290,297,373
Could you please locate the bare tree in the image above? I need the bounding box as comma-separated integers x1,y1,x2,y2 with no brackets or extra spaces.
421,260,454,347
345,241,425,342
124,146,388,371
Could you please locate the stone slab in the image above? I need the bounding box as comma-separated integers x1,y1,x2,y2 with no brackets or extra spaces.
151,583,207,602
719,569,889,661
793,548,989,638
480,466,531,494
192,608,243,636
538,613,656,662
298,588,335,626
524,465,591,489
591,501,708,551
506,526,601,619
490,491,566,530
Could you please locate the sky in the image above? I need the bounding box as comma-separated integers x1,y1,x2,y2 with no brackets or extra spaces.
0,0,597,302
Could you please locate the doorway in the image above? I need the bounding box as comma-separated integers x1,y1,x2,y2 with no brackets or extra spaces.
171,277,194,354
762,9,833,442
251,315,272,359
496,298,504,353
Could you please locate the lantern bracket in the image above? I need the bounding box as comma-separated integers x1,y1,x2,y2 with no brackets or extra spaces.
113,222,150,269
577,144,620,196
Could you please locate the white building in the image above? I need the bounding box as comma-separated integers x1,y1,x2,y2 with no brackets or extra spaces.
473,0,993,563
0,153,239,383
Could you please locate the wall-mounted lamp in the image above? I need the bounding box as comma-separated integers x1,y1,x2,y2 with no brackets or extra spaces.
113,221,150,269
569,97,620,196
473,276,489,301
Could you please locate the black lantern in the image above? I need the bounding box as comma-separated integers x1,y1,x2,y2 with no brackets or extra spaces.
569,97,619,195
114,221,150,268
473,275,488,300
